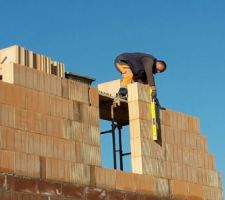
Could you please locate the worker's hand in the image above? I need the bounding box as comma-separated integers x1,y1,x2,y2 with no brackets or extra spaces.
151,89,157,100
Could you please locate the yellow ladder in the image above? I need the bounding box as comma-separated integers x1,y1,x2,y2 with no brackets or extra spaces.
149,88,158,141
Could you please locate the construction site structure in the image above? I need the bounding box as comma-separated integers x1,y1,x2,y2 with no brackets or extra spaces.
0,45,223,199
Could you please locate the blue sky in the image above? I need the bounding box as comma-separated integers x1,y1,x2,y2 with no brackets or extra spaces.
1,0,225,190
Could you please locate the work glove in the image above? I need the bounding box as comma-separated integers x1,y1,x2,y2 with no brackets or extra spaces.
152,93,166,110
117,87,128,97
151,89,157,101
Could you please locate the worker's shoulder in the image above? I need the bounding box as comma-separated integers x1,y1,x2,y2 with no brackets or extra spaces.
136,52,155,59
117,52,155,58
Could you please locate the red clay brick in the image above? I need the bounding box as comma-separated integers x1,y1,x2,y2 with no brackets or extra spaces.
46,137,54,158
37,179,62,196
40,157,46,180
0,191,11,200
163,161,172,179
81,103,89,122
45,115,54,136
169,111,178,128
39,135,47,157
45,158,70,182
25,67,34,89
89,87,99,107
15,108,27,131
15,130,28,153
15,152,26,176
69,163,91,185
155,177,169,198
171,162,182,180
160,109,171,126
6,175,38,193
15,152,40,178
37,69,45,92
27,111,42,133
82,144,101,166
11,192,49,200
55,76,62,97
63,140,71,161
189,133,197,149
38,92,51,115
218,172,223,188
0,126,15,151
49,75,57,96
62,78,69,99
62,183,84,198
4,84,15,106
0,150,15,174
74,141,83,163
61,99,73,120
124,193,145,200
174,128,181,145
57,139,65,160
84,187,106,200
180,113,189,131
73,101,81,122
49,96,61,117
116,171,135,192
0,82,6,104
88,125,100,146
68,79,89,103
88,106,99,126
91,167,116,190
134,174,155,195
106,190,125,200
17,87,27,108
26,90,38,111
28,132,42,155
46,197,61,200
0,174,6,190
170,180,188,200
52,117,63,138
0,104,15,128
13,85,27,109
208,154,215,170
43,73,51,94
10,192,23,200
143,195,159,200
188,182,203,200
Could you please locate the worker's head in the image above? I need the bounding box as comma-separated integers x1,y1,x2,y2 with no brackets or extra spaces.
155,60,167,73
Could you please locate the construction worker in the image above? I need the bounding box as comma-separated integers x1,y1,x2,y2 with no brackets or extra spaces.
114,52,166,103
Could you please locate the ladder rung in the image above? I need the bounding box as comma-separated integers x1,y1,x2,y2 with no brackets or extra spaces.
122,152,131,156
100,130,113,134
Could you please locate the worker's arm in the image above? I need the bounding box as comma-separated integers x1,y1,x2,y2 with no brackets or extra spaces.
142,57,156,86
150,86,157,100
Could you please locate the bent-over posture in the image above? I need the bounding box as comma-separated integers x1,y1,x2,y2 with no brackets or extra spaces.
114,52,167,102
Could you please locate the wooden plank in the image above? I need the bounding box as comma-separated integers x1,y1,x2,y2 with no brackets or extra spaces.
98,79,121,97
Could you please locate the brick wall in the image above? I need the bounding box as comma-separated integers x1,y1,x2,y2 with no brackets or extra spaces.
0,46,224,199
0,173,167,200
0,61,101,185
128,83,223,200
